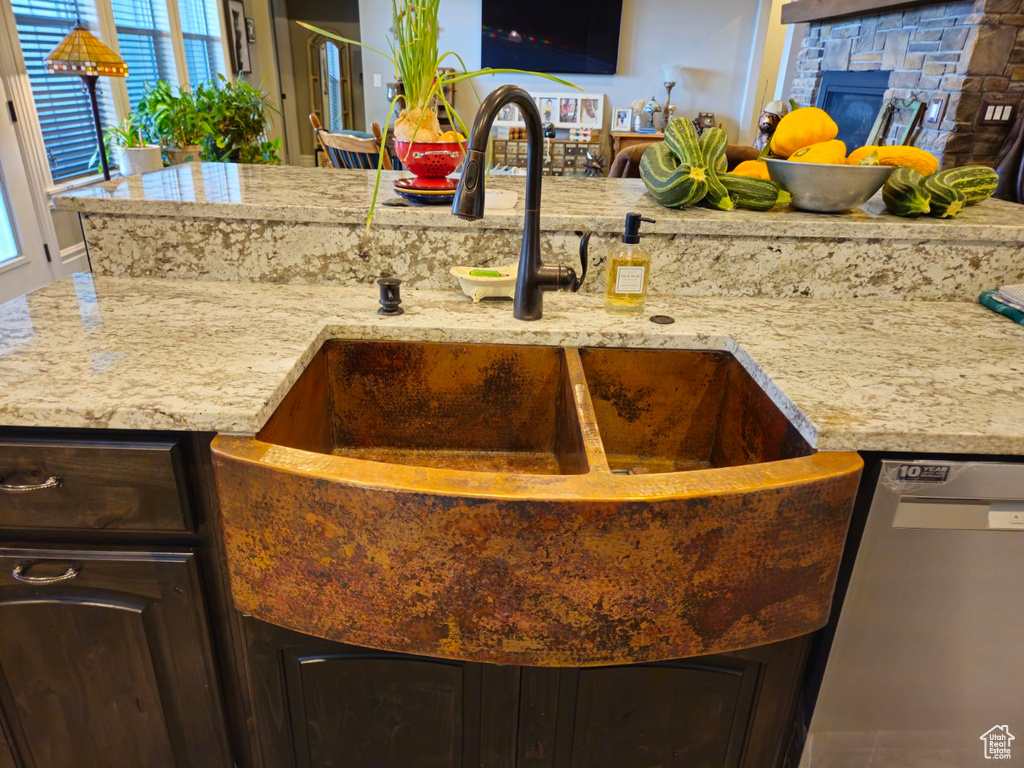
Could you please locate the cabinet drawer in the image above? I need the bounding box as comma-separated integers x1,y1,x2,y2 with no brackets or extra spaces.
0,437,192,533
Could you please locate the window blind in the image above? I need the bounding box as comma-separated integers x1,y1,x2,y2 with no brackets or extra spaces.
11,0,115,181
109,0,176,106
178,0,225,86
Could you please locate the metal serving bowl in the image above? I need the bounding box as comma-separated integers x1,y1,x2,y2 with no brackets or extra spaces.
765,158,894,213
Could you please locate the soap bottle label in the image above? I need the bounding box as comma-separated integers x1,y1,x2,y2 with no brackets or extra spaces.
615,266,645,294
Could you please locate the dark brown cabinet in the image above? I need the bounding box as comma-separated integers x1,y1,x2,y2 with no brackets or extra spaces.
245,619,505,768
0,548,232,768
244,618,807,768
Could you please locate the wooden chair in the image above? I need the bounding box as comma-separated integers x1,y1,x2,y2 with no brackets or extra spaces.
310,113,392,170
608,140,760,178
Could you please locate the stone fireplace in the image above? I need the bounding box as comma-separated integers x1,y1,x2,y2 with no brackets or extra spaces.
789,0,1024,168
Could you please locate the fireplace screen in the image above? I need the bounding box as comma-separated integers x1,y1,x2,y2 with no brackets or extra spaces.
816,71,890,149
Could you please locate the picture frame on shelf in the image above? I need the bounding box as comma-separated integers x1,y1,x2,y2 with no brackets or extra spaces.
492,103,522,127
580,97,601,127
612,107,632,133
227,0,251,74
559,97,579,124
532,92,603,128
538,96,557,124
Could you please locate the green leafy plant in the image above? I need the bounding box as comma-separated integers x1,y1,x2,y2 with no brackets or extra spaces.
195,75,281,164
92,114,153,174
106,114,150,148
300,0,579,227
137,81,213,148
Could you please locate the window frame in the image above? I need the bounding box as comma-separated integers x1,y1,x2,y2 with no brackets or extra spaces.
0,0,234,192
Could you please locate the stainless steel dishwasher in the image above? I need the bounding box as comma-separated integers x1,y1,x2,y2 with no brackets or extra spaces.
802,459,1024,767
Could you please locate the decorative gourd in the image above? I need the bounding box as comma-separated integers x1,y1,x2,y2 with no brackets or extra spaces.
699,128,734,211
882,168,931,217
922,172,967,218
846,146,938,176
639,142,708,208
857,150,880,166
769,107,838,158
731,160,771,180
845,146,879,166
789,139,847,165
699,127,728,174
721,174,784,211
936,166,998,205
664,118,704,168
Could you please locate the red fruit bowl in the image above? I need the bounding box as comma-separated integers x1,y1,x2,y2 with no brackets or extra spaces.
393,140,466,179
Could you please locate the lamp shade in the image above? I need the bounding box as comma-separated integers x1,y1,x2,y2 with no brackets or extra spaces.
44,22,127,77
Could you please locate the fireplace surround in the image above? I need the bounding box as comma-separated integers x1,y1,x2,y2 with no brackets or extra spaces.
789,0,1024,168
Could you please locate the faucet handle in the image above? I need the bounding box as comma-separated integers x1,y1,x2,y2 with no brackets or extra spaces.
572,231,591,293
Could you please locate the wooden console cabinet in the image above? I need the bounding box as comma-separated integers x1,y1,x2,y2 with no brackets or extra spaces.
0,428,813,768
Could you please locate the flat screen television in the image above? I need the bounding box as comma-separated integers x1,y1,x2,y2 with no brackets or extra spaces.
481,0,623,75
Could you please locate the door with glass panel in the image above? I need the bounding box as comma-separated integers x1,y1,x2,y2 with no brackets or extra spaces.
0,78,52,304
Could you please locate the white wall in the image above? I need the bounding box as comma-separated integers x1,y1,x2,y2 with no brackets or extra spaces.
357,0,772,143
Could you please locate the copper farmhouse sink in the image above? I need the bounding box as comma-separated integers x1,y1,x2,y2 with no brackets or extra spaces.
213,340,862,667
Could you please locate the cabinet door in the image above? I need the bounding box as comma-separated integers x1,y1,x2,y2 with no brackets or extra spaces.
517,638,809,768
245,618,514,768
0,548,232,768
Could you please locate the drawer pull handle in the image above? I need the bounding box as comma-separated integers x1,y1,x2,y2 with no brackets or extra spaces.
12,563,80,585
0,476,62,493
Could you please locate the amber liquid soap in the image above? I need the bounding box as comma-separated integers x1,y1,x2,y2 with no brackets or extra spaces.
604,213,656,314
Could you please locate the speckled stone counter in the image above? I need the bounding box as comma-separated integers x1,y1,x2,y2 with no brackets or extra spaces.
2,274,1022,453
55,163,1024,301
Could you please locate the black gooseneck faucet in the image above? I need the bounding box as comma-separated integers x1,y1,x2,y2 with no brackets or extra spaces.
452,85,589,321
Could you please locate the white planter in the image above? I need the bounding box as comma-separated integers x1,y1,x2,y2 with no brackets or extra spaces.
165,144,203,165
116,145,163,176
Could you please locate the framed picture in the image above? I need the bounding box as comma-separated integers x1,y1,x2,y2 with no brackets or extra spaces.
559,97,579,124
612,107,632,133
537,96,557,124
533,92,604,128
580,97,601,127
492,103,521,127
245,17,256,43
227,0,251,74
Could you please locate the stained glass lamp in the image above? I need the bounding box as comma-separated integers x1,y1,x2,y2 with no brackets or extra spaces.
44,22,128,180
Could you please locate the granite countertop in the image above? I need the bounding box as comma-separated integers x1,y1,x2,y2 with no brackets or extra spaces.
2,274,1022,453
54,162,1024,242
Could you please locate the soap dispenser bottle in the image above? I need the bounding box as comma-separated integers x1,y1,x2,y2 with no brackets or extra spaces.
604,213,656,314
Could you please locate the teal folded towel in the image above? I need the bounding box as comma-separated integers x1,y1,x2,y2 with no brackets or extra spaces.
980,291,1024,326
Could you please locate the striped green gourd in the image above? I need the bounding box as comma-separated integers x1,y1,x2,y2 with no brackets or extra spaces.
720,174,783,211
934,166,998,205
664,118,704,167
922,171,967,218
882,168,931,217
698,128,733,211
639,142,709,208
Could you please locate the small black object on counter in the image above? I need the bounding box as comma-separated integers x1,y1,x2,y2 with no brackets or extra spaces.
376,273,404,316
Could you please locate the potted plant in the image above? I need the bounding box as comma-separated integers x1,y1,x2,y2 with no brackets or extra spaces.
106,115,163,176
300,0,577,226
195,76,281,164
95,114,163,177
138,81,212,164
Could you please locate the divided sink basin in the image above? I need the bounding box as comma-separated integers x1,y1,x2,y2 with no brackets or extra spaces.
213,340,862,666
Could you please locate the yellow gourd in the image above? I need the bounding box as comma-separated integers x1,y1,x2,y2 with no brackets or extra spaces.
846,145,938,176
769,107,838,158
731,160,771,180
788,139,848,165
